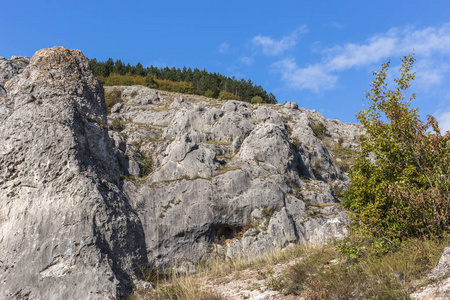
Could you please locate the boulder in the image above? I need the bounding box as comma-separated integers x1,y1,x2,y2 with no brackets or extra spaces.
110,102,123,113
410,247,450,300
284,101,298,109
0,56,30,81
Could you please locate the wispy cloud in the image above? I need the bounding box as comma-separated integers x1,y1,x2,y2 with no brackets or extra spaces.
273,24,450,92
414,60,450,90
327,35,398,71
240,56,254,66
252,25,308,56
218,42,230,54
435,109,450,133
273,59,337,92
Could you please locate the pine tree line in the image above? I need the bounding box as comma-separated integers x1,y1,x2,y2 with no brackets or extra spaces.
89,58,277,104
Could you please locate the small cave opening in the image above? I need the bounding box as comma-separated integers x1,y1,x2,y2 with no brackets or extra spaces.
210,225,241,244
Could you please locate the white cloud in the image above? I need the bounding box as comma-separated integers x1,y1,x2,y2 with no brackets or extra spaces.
399,25,450,56
252,25,308,56
218,42,230,54
435,109,450,133
414,60,450,89
327,35,398,71
274,24,450,92
273,59,337,92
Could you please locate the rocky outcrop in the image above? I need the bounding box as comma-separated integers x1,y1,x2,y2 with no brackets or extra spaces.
0,56,30,90
1,47,363,299
0,56,30,78
105,85,361,268
411,247,450,299
0,48,148,299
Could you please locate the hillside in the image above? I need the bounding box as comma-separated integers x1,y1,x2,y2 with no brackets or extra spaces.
1,47,449,299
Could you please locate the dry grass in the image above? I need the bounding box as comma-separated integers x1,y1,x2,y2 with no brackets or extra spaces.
203,140,233,146
132,244,310,299
131,234,450,300
132,273,225,300
213,165,241,177
151,105,172,112
327,140,358,173
283,234,450,299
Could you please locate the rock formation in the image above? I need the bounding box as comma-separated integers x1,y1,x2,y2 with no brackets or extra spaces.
104,85,361,269
0,48,148,299
0,56,29,97
0,47,363,299
411,247,450,299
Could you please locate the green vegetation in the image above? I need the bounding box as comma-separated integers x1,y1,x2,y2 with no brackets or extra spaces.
132,235,450,299
330,140,357,173
111,118,125,132
250,95,264,104
218,90,237,100
104,87,123,112
89,58,276,104
130,55,450,299
283,235,450,299
343,54,450,253
311,122,327,139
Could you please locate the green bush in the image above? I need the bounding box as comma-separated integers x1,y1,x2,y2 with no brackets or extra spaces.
218,90,237,100
311,123,327,139
154,79,194,94
204,89,215,98
111,118,125,132
104,88,123,112
101,73,146,86
251,95,264,104
344,54,450,250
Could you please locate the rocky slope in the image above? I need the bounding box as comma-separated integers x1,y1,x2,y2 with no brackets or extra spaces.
104,85,361,270
0,47,362,299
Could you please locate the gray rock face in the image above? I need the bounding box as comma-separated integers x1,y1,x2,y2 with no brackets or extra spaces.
0,47,148,299
1,48,363,298
432,247,450,278
410,247,450,299
0,56,30,82
105,85,362,268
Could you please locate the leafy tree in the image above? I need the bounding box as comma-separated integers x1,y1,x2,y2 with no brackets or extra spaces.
344,54,450,250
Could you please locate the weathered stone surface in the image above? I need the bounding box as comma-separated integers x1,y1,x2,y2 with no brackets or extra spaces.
0,56,30,81
111,102,123,113
107,85,361,268
284,101,298,109
0,47,148,299
432,247,450,278
410,247,450,299
2,49,363,298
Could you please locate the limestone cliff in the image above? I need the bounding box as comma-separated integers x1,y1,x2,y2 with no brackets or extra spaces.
0,48,148,299
0,47,362,299
105,85,361,270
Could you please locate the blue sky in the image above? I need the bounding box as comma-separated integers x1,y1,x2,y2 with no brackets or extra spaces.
2,0,450,130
